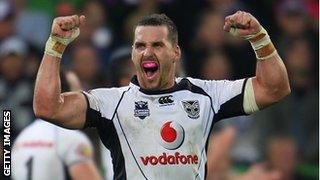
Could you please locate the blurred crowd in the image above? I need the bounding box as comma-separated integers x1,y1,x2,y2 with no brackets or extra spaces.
0,0,318,179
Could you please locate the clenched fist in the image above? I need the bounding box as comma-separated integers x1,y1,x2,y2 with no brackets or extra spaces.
223,11,262,38
223,11,277,60
51,15,86,38
45,15,86,58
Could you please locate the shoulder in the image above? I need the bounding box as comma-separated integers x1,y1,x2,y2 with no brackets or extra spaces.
176,77,215,91
58,128,90,143
85,86,130,96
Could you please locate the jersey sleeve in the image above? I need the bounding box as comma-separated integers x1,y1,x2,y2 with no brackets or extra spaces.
188,78,249,121
57,130,94,166
82,88,124,128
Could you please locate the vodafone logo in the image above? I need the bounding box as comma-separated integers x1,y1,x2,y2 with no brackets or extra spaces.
140,152,198,166
158,121,184,150
141,122,198,166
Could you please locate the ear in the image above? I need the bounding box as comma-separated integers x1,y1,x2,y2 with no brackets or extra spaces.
173,44,181,62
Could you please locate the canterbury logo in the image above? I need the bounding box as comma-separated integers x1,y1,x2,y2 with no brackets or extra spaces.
158,95,174,104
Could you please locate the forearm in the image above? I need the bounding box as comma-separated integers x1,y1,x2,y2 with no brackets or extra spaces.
33,54,63,119
249,30,291,107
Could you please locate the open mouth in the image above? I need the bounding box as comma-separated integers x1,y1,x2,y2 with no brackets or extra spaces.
141,61,159,79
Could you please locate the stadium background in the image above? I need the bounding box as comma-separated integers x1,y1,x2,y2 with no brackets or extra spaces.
0,0,318,179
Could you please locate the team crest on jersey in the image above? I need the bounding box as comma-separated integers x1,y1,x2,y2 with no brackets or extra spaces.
181,100,200,119
134,101,150,119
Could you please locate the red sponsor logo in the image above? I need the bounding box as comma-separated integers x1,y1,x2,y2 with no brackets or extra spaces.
158,121,184,150
140,152,198,166
16,141,53,148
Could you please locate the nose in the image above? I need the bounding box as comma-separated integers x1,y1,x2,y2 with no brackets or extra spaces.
143,47,154,57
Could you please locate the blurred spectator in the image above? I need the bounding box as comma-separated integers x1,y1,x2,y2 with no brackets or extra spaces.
56,1,77,16
207,126,281,180
206,0,249,16
189,11,227,77
70,43,108,90
107,46,135,87
78,0,113,69
23,50,41,81
14,0,51,51
0,0,15,42
274,0,318,78
123,0,159,43
194,11,226,51
275,0,310,39
200,51,233,80
0,37,33,133
265,136,308,180
207,126,236,180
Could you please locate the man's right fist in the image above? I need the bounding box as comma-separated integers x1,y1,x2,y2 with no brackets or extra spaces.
51,15,86,38
45,15,85,58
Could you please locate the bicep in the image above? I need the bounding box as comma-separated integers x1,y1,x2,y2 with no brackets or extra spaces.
252,77,277,109
53,92,87,129
252,53,290,109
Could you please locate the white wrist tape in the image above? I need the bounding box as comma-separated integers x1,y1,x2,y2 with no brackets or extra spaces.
229,26,276,60
45,28,80,58
244,27,272,51
257,50,278,60
243,78,259,114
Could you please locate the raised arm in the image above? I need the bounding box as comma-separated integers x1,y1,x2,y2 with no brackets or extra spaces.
223,11,290,109
33,15,87,129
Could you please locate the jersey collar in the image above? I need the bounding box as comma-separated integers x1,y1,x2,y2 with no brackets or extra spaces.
130,75,183,95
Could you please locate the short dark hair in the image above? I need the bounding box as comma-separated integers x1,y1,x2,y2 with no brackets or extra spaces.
135,13,178,44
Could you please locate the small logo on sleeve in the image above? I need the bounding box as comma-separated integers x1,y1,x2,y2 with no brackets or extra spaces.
76,144,92,158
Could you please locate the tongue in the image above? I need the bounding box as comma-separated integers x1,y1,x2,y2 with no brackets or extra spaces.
142,62,157,68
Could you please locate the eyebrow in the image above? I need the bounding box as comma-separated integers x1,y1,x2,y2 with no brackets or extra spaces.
134,41,165,46
134,42,145,47
153,41,165,46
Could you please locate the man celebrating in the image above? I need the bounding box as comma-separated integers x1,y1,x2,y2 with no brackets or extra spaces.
34,11,290,179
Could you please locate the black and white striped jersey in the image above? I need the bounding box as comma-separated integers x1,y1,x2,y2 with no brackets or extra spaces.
83,76,248,180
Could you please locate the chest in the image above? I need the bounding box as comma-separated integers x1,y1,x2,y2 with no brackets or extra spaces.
115,92,214,151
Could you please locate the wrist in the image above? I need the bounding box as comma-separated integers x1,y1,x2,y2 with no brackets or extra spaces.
44,28,80,59
246,27,277,60
44,36,67,58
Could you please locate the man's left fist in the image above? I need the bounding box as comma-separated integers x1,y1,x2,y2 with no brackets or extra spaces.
223,11,262,38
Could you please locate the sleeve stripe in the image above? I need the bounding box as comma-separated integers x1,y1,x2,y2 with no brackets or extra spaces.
243,78,259,114
81,92,103,128
213,78,249,122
